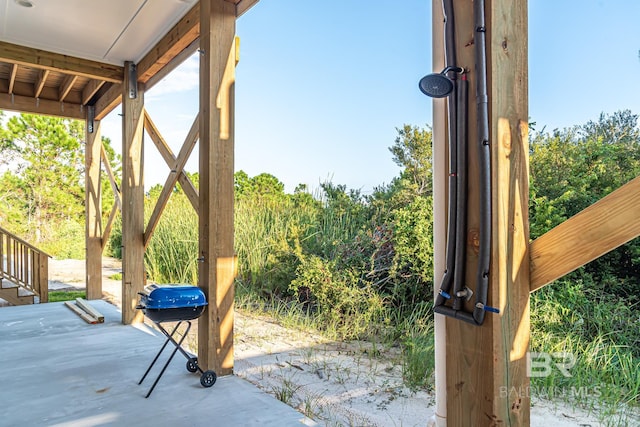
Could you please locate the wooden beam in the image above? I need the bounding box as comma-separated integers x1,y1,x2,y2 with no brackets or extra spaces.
0,92,84,119
100,144,122,211
102,203,120,252
198,0,236,376
85,118,103,300
145,39,199,92
144,113,199,248
79,0,257,117
438,0,530,425
121,62,145,325
139,0,257,88
75,298,105,322
94,83,122,121
0,41,123,83
64,301,99,324
59,74,78,102
8,63,18,94
530,175,640,292
137,3,200,84
82,79,105,105
144,111,200,213
235,0,260,17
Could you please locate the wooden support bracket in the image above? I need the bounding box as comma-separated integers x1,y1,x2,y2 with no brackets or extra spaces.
530,175,640,292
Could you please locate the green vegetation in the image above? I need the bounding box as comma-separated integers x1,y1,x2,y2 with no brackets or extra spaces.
1,110,639,423
527,111,640,423
48,290,86,302
0,112,120,258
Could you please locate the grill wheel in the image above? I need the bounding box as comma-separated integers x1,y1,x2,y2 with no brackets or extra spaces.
201,370,217,388
186,357,199,373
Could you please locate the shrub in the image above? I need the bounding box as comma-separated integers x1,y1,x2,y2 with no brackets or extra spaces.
289,254,385,340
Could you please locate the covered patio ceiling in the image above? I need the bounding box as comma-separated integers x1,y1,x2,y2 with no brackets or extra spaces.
0,0,257,120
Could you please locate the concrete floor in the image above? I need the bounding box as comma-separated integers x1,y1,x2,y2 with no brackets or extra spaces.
0,300,315,427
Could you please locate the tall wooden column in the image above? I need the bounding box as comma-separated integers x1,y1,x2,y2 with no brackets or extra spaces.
198,0,236,375
432,0,530,425
121,62,145,325
85,116,102,300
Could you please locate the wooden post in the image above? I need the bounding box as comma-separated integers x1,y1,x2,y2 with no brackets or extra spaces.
85,117,103,300
433,0,530,425
198,0,236,375
121,62,145,325
38,253,48,303
431,0,448,424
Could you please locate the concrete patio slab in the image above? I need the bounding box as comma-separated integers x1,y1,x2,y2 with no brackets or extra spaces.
0,300,315,427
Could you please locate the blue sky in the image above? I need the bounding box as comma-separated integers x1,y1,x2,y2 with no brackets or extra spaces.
101,0,640,194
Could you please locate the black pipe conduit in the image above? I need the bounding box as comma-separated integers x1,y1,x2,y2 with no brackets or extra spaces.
434,0,459,309
470,0,495,324
452,72,467,312
427,0,498,326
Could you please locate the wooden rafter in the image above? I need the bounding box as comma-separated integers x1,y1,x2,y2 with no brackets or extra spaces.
0,41,123,83
143,111,199,212
8,63,18,94
59,75,78,102
530,175,640,292
34,70,50,99
144,113,199,248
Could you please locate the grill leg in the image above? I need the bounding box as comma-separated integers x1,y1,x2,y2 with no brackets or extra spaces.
139,321,192,398
138,322,181,385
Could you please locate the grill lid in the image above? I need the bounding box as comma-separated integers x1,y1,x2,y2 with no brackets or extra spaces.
141,284,208,310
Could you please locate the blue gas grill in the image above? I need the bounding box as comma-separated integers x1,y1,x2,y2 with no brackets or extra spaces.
136,284,216,398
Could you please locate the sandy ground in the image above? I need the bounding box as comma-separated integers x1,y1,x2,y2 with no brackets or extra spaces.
43,258,630,427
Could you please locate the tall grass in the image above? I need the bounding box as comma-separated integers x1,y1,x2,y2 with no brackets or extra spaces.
145,193,199,284
530,281,640,424
234,196,315,296
139,188,639,420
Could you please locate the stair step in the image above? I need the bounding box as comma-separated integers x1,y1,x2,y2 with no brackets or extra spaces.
0,281,36,306
18,287,36,297
1,281,18,289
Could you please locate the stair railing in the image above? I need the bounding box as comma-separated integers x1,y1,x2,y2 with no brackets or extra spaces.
0,226,51,303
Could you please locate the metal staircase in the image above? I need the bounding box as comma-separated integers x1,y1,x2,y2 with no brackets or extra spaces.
0,226,50,306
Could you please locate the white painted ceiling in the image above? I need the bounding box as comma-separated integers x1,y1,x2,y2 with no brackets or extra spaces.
0,0,199,65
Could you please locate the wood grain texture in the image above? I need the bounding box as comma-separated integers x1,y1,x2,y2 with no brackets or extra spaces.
144,114,199,248
0,41,123,82
121,64,145,325
85,119,103,300
198,0,236,376
440,0,530,425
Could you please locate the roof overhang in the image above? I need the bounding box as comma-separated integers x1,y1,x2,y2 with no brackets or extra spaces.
0,0,258,120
